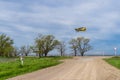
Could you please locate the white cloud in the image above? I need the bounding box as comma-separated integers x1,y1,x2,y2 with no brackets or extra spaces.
0,0,120,54
0,27,13,33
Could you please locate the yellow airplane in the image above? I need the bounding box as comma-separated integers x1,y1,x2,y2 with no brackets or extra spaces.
75,27,86,32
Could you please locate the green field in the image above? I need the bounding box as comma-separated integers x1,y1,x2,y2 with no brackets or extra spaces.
104,56,120,69
0,56,72,80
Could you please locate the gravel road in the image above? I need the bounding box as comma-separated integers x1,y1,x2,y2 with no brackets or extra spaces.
8,56,120,80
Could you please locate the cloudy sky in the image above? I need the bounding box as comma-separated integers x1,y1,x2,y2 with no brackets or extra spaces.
0,0,120,55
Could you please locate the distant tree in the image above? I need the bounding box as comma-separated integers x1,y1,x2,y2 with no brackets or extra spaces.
12,47,19,56
35,34,59,57
34,34,45,57
0,34,14,57
20,45,31,56
30,46,40,57
69,37,92,56
56,41,66,56
69,39,78,56
5,46,14,57
77,37,92,56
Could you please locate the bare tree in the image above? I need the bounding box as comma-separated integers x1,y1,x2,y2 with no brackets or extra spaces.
20,45,31,56
35,34,59,57
69,37,92,56
12,47,19,56
56,41,66,56
77,37,92,56
69,39,78,56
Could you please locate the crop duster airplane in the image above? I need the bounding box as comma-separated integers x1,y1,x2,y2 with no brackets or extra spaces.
75,27,86,32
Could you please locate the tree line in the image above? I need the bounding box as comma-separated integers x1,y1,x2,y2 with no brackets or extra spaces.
0,33,92,57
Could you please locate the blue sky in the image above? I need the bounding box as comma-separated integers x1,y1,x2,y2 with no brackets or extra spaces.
0,0,120,55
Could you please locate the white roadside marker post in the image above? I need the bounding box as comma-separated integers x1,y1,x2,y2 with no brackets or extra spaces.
114,47,117,56
20,54,24,66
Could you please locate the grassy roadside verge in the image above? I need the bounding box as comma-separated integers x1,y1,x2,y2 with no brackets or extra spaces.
104,56,120,69
0,56,72,80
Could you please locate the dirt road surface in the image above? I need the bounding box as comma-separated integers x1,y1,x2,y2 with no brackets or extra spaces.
8,56,120,80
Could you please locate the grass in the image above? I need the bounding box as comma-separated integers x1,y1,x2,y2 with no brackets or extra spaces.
104,56,120,69
0,56,72,80
0,57,17,63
